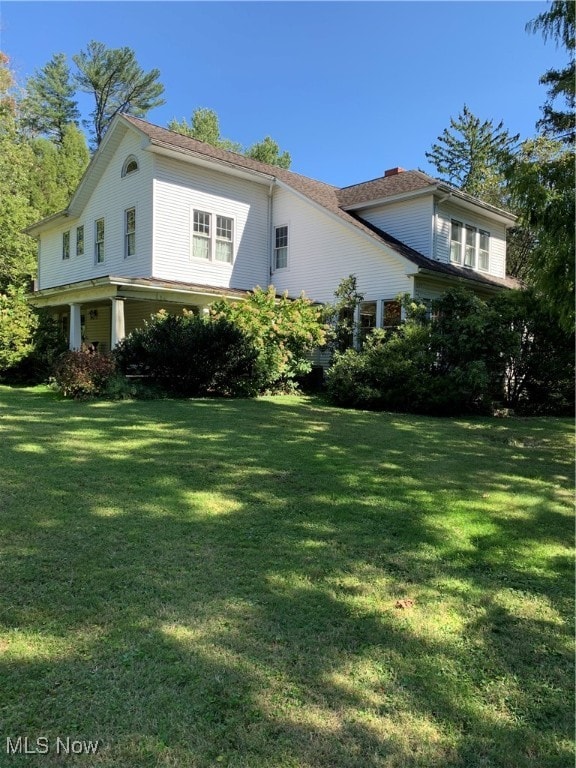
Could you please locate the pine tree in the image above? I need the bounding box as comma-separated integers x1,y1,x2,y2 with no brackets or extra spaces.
73,41,165,147
425,105,519,206
21,53,79,145
527,0,575,144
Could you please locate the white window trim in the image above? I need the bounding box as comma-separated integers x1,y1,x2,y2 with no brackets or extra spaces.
76,225,84,257
190,208,235,265
94,218,105,265
124,207,136,259
273,223,289,271
62,230,70,260
121,155,139,177
450,218,490,273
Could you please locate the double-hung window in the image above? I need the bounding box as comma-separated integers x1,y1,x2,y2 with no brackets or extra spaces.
478,230,489,271
76,225,84,256
450,220,463,264
465,226,477,267
192,210,234,263
95,218,105,264
125,208,136,258
192,210,211,260
215,215,233,263
274,225,288,269
62,231,70,260
450,220,490,271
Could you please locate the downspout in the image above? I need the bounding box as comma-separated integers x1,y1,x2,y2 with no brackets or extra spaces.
267,179,275,280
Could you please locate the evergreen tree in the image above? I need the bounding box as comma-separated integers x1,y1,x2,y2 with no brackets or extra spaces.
425,105,519,205
527,0,575,144
73,41,165,147
507,137,574,332
21,53,79,144
504,3,575,332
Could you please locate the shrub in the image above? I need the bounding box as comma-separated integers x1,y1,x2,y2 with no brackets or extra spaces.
114,311,259,397
322,274,364,353
326,286,575,417
210,286,327,392
6,310,68,384
52,350,116,399
326,322,435,412
0,285,37,375
490,288,575,415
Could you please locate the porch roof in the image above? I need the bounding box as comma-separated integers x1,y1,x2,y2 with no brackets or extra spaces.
29,275,254,308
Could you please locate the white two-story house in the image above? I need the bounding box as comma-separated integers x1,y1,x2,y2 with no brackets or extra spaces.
26,114,518,353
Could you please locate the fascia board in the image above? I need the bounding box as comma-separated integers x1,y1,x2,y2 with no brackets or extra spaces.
147,141,276,185
435,184,517,225
25,209,70,236
66,117,131,216
341,186,436,211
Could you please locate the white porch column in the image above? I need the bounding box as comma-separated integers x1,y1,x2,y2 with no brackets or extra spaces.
353,303,361,350
110,297,126,349
375,299,384,329
69,303,82,350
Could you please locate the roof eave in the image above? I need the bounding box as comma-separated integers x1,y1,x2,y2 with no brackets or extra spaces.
341,185,437,211
416,266,516,293
147,139,276,184
24,209,70,236
435,183,517,225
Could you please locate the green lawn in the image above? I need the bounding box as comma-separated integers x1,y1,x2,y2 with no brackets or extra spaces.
0,386,573,768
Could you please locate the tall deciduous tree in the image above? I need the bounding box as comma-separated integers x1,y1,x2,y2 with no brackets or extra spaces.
245,135,291,169
73,41,165,147
0,53,37,288
169,108,292,168
21,53,79,145
28,124,90,217
425,105,519,206
168,108,242,152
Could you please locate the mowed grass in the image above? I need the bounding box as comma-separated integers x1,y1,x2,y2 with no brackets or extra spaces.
0,386,573,768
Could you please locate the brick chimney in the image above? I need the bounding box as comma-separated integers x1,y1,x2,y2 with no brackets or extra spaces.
384,167,405,177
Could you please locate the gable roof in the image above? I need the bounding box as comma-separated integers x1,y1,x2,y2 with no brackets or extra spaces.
338,170,437,206
26,114,519,291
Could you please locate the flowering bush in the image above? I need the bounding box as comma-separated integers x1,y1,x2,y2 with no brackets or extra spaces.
211,286,327,391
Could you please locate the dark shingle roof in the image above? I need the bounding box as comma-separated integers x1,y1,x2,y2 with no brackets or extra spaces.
337,171,437,207
122,115,519,291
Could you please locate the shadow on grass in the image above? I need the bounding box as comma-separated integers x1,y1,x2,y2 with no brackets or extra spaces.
0,387,573,767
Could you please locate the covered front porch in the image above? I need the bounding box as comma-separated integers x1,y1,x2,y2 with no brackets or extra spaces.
29,275,250,353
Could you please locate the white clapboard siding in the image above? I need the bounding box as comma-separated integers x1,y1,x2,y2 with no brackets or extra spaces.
38,131,154,290
355,196,434,257
271,186,413,304
435,202,507,278
414,275,505,302
152,156,270,290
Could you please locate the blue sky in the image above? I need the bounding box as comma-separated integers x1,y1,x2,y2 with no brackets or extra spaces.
0,1,564,187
